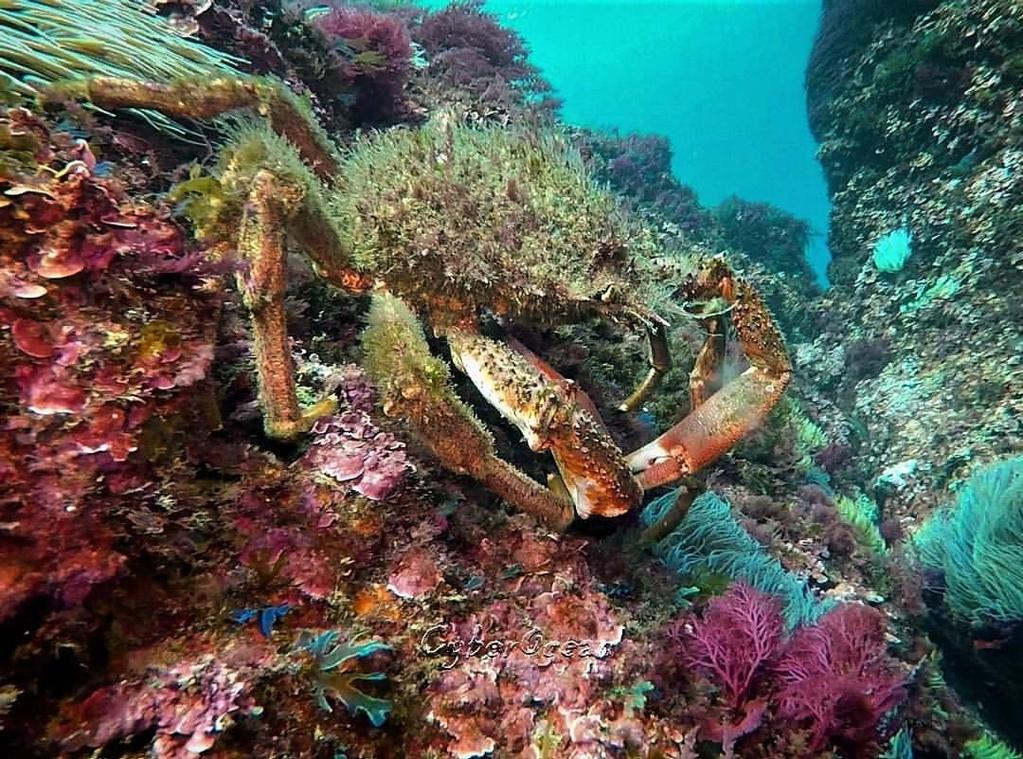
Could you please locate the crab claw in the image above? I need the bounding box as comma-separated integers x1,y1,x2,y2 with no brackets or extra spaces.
547,409,644,518
447,328,642,519
626,257,792,489
626,364,788,488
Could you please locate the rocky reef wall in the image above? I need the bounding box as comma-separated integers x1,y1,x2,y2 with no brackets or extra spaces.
802,0,1023,502
804,0,1023,747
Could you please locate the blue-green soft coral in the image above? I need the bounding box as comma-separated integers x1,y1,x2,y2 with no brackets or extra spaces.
642,490,833,628
872,227,913,272
911,457,1023,625
882,727,914,759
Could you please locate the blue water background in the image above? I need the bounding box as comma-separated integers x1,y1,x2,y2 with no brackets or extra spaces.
424,0,830,285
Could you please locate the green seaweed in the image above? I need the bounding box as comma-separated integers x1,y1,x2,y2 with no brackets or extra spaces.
835,491,889,558
296,630,392,728
965,733,1022,759
899,273,963,314
168,166,228,238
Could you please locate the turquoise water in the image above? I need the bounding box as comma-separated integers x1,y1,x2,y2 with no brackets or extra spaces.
434,0,831,284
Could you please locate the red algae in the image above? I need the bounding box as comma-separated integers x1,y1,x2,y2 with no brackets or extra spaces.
2,1,1020,757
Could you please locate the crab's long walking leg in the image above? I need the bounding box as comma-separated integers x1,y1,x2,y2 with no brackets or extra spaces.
237,170,338,439
689,314,727,409
627,258,792,489
618,321,672,413
636,315,723,540
362,294,575,530
446,326,642,520
42,76,340,180
637,314,724,540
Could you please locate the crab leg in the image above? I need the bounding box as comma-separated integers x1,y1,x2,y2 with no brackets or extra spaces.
618,321,672,412
44,77,375,437
503,336,606,429
362,294,575,529
446,327,643,520
689,313,727,409
41,76,341,180
236,170,338,439
627,258,791,489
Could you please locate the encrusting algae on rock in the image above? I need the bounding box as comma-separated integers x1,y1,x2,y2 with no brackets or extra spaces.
1,1,1022,757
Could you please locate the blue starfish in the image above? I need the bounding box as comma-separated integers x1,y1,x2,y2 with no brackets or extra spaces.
230,603,291,637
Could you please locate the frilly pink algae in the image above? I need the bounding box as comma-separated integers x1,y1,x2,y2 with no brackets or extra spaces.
301,365,411,501
387,548,442,599
54,639,273,759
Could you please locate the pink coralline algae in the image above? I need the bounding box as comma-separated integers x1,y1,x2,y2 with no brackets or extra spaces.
387,547,442,599
300,365,411,501
236,522,338,601
53,638,274,758
10,317,54,357
2,128,218,425
67,403,142,462
13,362,87,415
0,110,220,622
421,526,639,757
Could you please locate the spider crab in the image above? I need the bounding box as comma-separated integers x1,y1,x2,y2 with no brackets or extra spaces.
44,76,792,530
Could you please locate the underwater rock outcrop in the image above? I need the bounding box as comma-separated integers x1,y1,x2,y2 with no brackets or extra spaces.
802,0,1023,498
804,0,1023,750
